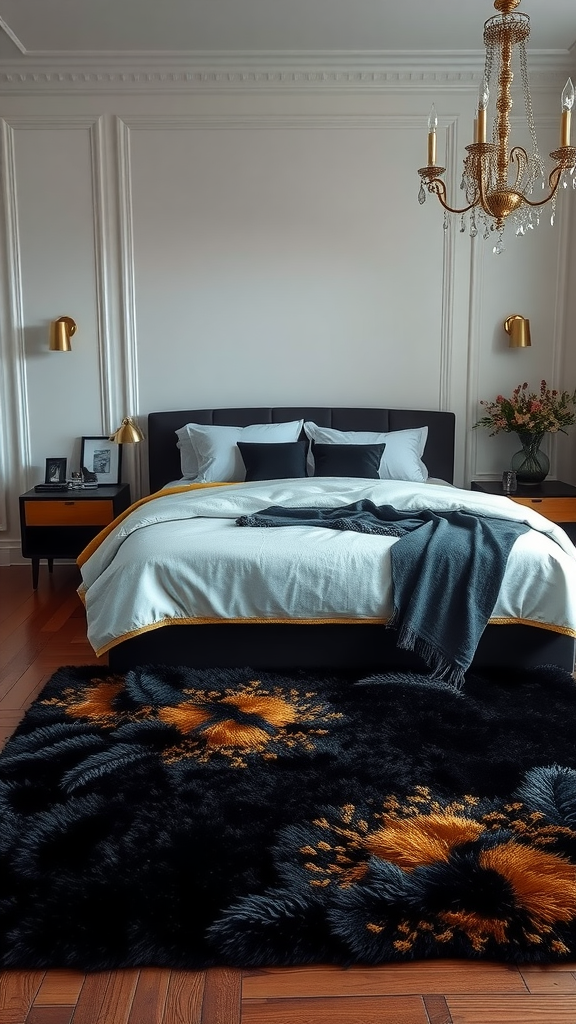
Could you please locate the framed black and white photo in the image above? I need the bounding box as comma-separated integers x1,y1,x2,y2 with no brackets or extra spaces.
80,436,122,485
44,457,67,484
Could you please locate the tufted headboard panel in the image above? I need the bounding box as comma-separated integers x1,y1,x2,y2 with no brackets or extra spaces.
147,407,456,494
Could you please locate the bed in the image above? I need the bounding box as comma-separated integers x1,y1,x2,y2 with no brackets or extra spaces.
78,406,576,674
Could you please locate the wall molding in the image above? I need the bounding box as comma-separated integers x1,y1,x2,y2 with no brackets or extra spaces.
0,119,31,532
87,115,142,497
0,55,572,94
115,118,142,497
91,115,119,433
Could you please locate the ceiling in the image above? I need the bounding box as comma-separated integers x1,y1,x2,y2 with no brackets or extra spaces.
0,0,575,57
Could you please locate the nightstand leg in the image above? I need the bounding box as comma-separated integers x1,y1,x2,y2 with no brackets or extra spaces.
32,558,39,590
48,558,54,574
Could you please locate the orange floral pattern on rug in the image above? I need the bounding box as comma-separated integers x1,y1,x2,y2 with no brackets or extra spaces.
292,786,576,957
43,676,342,768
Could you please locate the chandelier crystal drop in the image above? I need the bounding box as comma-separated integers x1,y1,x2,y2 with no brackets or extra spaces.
417,0,576,252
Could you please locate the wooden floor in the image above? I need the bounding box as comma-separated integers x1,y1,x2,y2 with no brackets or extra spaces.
1,563,576,1024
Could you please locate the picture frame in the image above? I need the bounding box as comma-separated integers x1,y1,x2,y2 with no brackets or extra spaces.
80,436,122,486
44,457,67,484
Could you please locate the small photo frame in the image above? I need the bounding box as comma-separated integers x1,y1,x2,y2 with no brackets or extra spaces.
80,436,122,485
44,457,67,484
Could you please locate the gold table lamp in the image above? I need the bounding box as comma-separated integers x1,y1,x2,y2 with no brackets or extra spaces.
109,417,145,444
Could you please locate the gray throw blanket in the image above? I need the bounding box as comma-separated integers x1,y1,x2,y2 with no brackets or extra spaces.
236,500,530,686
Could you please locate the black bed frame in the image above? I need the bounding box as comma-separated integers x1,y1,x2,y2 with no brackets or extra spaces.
108,406,575,673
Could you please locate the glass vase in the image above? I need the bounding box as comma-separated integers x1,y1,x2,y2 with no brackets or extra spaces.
510,432,549,485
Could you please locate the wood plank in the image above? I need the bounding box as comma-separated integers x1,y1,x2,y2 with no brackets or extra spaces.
240,994,429,1023
241,962,525,998
0,972,45,1024
69,973,112,1024
33,971,85,1006
0,567,34,623
162,970,206,1024
0,664,54,710
0,632,49,681
201,968,241,1024
41,595,85,633
25,1007,74,1024
446,995,576,1023
518,961,576,972
423,994,453,1024
517,968,576,993
127,969,170,1024
0,597,44,642
92,970,139,1024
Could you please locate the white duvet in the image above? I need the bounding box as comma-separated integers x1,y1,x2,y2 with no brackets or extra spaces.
78,477,576,656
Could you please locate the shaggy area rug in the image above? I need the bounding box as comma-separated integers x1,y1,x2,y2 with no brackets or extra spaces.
1,662,576,969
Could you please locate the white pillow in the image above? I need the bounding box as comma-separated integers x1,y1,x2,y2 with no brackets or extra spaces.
176,420,304,482
303,422,429,482
175,425,200,479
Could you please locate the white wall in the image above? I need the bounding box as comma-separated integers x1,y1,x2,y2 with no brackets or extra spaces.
0,61,575,561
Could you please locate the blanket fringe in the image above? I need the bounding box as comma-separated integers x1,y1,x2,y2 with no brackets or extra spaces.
390,616,465,689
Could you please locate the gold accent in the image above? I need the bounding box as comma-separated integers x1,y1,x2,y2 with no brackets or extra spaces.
493,0,521,12
418,1,576,237
487,618,576,637
91,616,389,658
549,145,576,168
504,314,531,348
109,417,145,444
49,316,77,352
417,164,446,181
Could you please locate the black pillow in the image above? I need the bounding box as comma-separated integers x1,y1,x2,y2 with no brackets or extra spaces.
237,441,308,481
312,442,386,478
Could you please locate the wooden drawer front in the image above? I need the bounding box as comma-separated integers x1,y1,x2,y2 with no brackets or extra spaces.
511,496,576,522
24,499,114,527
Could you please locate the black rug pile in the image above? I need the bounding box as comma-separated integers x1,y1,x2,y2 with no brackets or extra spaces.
1,662,576,970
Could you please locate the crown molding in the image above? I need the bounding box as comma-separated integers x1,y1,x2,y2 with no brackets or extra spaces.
0,51,573,93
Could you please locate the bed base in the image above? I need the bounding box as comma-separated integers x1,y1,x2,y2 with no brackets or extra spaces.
108,623,576,675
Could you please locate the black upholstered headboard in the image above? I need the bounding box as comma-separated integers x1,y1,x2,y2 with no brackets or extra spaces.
147,407,456,494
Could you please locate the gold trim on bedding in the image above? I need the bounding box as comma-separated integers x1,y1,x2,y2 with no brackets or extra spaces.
487,617,576,636
76,481,233,568
92,615,576,658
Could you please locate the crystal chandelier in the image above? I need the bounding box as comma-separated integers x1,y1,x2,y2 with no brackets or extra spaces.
417,0,576,254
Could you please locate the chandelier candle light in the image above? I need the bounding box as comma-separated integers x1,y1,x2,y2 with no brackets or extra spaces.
418,0,576,253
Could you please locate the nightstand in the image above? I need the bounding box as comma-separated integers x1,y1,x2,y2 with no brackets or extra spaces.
471,480,576,543
19,483,131,588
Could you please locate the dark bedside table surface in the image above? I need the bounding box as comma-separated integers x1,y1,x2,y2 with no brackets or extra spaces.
471,480,576,498
20,484,131,500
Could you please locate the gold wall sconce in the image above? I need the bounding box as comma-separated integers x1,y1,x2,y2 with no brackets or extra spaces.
504,314,531,349
49,316,77,352
109,417,145,444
